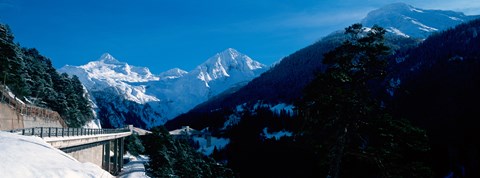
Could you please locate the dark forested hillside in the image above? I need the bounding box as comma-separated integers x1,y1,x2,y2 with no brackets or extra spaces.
390,19,480,177
168,19,480,177
0,24,93,127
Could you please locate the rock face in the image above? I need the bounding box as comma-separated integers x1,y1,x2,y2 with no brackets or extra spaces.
59,48,266,128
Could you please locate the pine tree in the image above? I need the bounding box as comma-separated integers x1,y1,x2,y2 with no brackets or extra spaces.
0,24,30,97
1,23,94,128
143,126,234,178
297,24,431,177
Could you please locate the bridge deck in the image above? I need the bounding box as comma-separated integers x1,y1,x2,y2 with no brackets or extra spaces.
43,131,131,149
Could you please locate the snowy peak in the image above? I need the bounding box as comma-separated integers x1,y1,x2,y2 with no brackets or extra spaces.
99,53,121,64
73,53,159,83
362,3,476,39
194,48,266,83
159,68,188,79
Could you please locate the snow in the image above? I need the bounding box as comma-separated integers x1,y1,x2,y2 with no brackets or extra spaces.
0,131,112,178
60,48,266,128
449,16,464,21
361,3,473,39
270,103,295,116
169,126,197,135
193,136,230,156
118,153,150,178
409,19,438,32
387,27,410,38
158,68,188,79
387,78,401,96
223,114,241,130
409,7,424,13
83,118,102,129
253,101,270,110
6,88,25,105
236,103,246,112
223,102,295,130
261,127,293,140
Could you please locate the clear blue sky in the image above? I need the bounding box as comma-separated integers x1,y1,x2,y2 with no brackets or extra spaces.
1,0,479,73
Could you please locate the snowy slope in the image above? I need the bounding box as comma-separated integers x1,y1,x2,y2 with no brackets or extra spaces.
59,48,266,128
362,3,478,39
0,131,112,178
119,153,150,178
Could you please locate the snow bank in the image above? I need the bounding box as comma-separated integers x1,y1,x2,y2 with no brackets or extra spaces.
0,131,112,178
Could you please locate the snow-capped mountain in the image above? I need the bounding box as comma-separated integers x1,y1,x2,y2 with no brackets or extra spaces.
60,53,160,104
59,48,266,128
166,3,480,131
362,3,478,39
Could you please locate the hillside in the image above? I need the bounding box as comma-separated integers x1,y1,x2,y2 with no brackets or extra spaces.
362,2,478,38
390,18,480,177
0,24,93,128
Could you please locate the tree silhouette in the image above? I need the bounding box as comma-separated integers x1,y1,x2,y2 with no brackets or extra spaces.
297,24,431,177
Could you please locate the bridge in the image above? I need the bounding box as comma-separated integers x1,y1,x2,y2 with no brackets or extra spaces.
8,126,133,175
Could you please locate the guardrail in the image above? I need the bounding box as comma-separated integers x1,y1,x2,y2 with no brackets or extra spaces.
7,126,131,138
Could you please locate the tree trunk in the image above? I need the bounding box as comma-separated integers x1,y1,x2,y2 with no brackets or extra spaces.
328,127,347,178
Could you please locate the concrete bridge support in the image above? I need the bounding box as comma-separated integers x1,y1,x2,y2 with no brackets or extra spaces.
47,131,131,175
100,137,125,175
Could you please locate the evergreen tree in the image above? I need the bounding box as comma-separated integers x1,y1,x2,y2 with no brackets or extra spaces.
1,23,94,127
297,24,431,177
125,133,145,156
0,24,30,97
143,126,234,178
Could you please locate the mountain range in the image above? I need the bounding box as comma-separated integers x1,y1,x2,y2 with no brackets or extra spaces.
59,3,479,130
59,48,266,128
163,4,480,177
165,3,479,130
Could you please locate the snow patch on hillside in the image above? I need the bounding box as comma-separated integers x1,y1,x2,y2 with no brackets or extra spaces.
270,103,295,116
193,136,230,156
261,127,293,140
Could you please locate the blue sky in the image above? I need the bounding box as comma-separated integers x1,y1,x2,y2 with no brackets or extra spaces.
1,0,480,73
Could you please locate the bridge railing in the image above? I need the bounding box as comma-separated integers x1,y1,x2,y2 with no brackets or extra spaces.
7,126,131,138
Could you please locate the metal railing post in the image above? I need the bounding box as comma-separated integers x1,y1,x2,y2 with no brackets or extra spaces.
48,128,51,137
32,128,35,136
40,127,43,138
56,128,58,137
